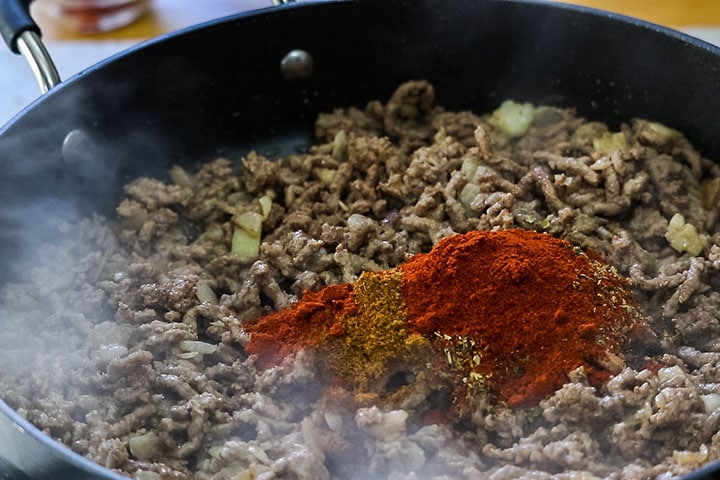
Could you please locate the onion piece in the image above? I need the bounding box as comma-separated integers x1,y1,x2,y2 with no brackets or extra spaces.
592,132,628,154
701,394,720,413
657,365,685,383
672,448,708,466
169,165,193,187
701,177,720,210
196,280,219,305
231,227,261,258
488,100,535,138
635,120,682,147
92,344,128,363
460,157,478,180
234,211,263,236
177,352,200,360
316,168,337,186
332,129,347,161
459,183,480,209
258,195,273,219
347,213,374,229
325,412,343,432
179,340,217,355
665,213,707,256
128,432,160,460
119,207,148,232
135,472,162,480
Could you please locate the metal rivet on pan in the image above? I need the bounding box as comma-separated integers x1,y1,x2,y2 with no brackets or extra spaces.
280,49,314,81
61,128,108,183
62,129,93,165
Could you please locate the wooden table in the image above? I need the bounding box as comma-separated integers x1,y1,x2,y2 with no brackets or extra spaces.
32,0,720,41
558,0,720,27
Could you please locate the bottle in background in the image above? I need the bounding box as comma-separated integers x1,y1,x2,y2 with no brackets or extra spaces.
36,0,151,34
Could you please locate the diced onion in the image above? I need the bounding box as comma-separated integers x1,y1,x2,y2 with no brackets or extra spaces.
128,432,160,460
92,344,128,363
347,213,374,229
135,471,162,480
234,212,263,236
316,168,337,186
179,340,217,355
459,183,480,209
460,157,478,180
119,208,148,232
195,280,219,305
169,165,193,188
384,410,409,435
572,122,608,146
592,132,628,154
701,394,720,413
657,365,685,382
332,129,347,161
231,227,261,257
672,448,708,466
247,445,272,464
177,352,200,360
589,157,612,171
623,402,652,426
302,418,322,455
532,106,564,126
488,100,536,138
325,412,343,432
258,195,273,219
90,322,133,348
636,120,682,147
263,189,277,200
701,177,720,210
665,213,707,256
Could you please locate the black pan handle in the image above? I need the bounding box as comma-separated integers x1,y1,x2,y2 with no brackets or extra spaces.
0,0,36,52
0,0,61,92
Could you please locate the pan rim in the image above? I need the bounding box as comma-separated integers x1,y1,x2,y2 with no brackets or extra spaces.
3,0,720,135
1,1,720,479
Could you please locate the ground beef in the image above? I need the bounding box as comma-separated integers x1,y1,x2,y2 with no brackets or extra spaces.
2,81,720,479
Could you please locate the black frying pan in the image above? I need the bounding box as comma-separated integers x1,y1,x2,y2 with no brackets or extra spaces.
1,0,720,478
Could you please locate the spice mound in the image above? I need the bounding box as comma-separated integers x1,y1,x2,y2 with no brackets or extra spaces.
245,229,649,409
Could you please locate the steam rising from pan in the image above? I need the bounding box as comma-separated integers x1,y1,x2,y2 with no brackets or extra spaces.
1,0,720,478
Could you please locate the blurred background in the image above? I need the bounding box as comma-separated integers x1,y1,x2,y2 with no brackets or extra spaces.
1,0,719,125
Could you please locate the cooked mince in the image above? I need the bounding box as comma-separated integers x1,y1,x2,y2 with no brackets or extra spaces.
2,81,720,479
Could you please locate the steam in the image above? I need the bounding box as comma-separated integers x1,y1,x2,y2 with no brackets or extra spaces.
0,43,714,478
0,101,551,480
0,69,176,480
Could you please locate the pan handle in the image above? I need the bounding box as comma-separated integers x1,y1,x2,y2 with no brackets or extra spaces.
0,0,60,93
1,0,298,94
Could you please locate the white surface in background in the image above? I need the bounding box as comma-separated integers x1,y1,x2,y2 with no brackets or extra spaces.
684,27,720,48
1,28,719,128
0,40,136,127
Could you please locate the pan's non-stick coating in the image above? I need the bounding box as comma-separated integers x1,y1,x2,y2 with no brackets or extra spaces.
1,0,720,478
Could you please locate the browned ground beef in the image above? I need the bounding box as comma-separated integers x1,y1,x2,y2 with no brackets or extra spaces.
2,81,720,479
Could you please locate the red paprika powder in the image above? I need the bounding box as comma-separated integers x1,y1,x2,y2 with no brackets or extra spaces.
245,283,356,369
400,229,646,407
244,229,649,409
